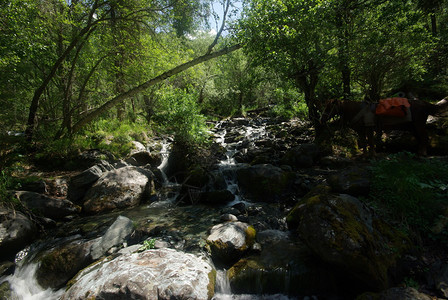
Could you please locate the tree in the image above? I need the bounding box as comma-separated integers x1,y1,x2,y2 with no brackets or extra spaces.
238,0,335,127
350,1,431,101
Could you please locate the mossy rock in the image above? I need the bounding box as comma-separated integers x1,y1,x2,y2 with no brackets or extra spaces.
236,164,294,202
35,239,93,289
288,186,411,292
227,238,340,296
206,222,256,265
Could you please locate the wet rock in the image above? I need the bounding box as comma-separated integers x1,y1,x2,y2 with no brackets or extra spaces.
83,166,155,214
227,233,338,296
357,287,433,300
328,166,371,196
280,143,320,168
35,238,93,289
206,221,256,265
90,215,134,260
0,261,14,277
236,164,294,202
287,186,410,292
0,207,37,260
0,281,13,299
62,248,215,300
67,160,114,204
427,261,448,298
126,150,162,167
13,191,81,219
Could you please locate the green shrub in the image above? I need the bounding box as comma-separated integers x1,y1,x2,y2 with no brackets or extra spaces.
152,87,210,145
369,152,448,238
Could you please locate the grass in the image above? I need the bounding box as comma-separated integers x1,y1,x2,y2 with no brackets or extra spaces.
368,152,448,242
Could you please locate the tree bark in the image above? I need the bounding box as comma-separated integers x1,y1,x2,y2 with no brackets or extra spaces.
24,4,100,141
70,44,242,134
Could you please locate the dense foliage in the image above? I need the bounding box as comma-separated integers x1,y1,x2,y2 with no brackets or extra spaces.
0,0,447,159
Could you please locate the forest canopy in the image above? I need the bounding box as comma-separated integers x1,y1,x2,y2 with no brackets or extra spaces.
0,0,447,150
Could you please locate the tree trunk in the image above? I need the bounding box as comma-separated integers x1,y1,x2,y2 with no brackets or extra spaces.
70,44,242,134
25,22,98,141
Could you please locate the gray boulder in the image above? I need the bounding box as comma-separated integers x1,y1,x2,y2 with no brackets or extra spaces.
68,160,114,204
83,166,155,214
62,248,216,300
90,215,134,260
0,207,37,259
206,221,256,265
13,191,81,219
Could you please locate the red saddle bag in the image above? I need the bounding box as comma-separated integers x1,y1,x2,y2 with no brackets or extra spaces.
375,97,410,117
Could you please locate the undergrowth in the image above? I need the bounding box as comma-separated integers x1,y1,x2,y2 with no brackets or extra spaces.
369,152,448,243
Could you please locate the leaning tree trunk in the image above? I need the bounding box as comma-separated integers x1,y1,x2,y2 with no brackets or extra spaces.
70,44,242,134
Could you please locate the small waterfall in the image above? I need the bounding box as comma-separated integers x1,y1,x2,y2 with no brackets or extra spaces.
157,140,172,183
0,262,64,300
149,140,181,208
215,269,231,295
214,119,268,207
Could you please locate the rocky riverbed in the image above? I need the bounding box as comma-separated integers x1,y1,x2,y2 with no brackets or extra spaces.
1,115,448,299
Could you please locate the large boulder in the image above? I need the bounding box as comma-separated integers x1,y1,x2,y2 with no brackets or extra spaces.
34,237,94,289
13,191,81,219
34,215,133,289
0,207,37,260
236,164,294,202
82,166,155,214
89,215,134,260
67,160,114,204
327,166,371,196
280,143,320,168
206,221,256,265
227,230,339,296
287,186,410,292
62,248,216,300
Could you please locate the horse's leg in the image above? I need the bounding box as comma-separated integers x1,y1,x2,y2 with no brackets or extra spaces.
415,124,429,156
356,128,368,155
366,127,376,156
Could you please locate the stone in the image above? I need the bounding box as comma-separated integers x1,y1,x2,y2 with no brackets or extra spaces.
13,191,81,219
82,166,155,214
67,160,114,204
280,143,320,168
227,235,338,296
206,221,256,265
328,166,371,196
236,164,293,202
357,287,432,300
0,207,37,260
62,248,215,300
90,215,134,260
287,186,410,292
126,150,162,167
35,238,94,289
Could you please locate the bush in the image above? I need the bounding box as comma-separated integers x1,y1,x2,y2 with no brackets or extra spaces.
369,152,448,238
152,87,210,145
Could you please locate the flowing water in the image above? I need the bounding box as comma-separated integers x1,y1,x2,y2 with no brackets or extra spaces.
1,119,301,299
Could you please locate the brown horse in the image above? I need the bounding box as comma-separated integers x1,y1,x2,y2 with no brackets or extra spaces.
321,97,448,155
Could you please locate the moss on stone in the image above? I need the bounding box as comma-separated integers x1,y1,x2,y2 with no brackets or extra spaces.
207,268,217,299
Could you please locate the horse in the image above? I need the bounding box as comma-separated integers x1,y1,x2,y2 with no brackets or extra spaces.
320,97,448,156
